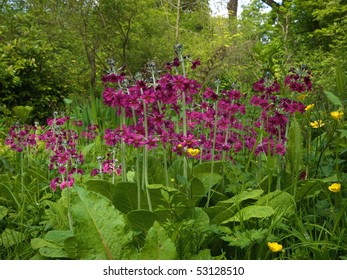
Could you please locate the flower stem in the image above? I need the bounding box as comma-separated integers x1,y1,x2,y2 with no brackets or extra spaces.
142,97,153,212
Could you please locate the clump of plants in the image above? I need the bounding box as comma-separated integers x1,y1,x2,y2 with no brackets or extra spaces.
1,45,346,260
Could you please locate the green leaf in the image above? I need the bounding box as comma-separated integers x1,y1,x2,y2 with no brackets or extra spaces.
0,206,8,220
336,64,346,96
127,210,156,232
194,172,222,192
286,117,304,176
193,161,225,175
0,229,25,248
70,186,127,260
256,190,295,216
81,143,95,157
324,91,342,107
205,205,234,225
111,182,143,214
295,179,324,201
134,222,177,260
222,229,268,249
31,236,71,259
85,179,116,201
44,230,74,245
218,189,264,206
338,129,347,139
31,229,77,259
222,205,275,223
190,177,207,205
137,155,166,184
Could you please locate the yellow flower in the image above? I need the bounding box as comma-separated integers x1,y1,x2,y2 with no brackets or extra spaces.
328,183,341,193
305,104,314,111
267,242,283,253
330,111,344,120
310,120,325,128
187,148,200,157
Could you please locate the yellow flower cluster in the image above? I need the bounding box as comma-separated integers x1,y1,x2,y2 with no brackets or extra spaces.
328,183,341,193
187,148,200,157
330,111,344,120
305,104,314,111
267,242,283,253
310,120,325,128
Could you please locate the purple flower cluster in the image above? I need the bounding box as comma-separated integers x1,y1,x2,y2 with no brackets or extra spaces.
5,123,40,152
100,60,307,160
42,117,85,191
250,73,308,156
6,115,86,191
284,67,312,93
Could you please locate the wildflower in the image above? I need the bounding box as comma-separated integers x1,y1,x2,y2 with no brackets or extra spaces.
191,58,201,70
305,104,314,111
310,120,324,128
187,148,200,157
267,242,283,253
328,183,341,193
330,111,344,120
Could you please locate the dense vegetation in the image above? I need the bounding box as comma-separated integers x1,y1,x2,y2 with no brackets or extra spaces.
0,0,346,260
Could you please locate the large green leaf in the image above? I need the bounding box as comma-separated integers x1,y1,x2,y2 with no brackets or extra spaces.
112,182,143,214
336,64,346,96
0,229,25,248
70,186,127,260
218,189,264,206
0,206,8,220
194,172,222,192
31,230,75,259
0,174,19,208
189,177,207,205
85,179,116,201
222,205,275,223
324,91,342,107
256,190,295,216
127,210,156,232
193,161,225,175
133,221,177,260
137,155,166,184
286,117,303,176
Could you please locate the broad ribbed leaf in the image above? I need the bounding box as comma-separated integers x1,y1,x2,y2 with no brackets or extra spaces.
127,210,156,232
0,229,25,248
324,90,342,107
0,206,8,220
85,179,116,201
218,189,264,206
195,172,222,192
190,177,207,205
70,186,126,260
286,117,303,176
222,205,275,223
133,222,177,260
336,64,346,95
193,161,225,175
256,190,295,216
112,182,143,214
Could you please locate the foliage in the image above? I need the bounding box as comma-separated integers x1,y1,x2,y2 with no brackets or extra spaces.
1,0,347,261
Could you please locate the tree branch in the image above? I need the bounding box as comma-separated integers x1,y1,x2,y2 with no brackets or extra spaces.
261,0,281,9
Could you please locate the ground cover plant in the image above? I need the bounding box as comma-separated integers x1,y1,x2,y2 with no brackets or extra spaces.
1,43,346,260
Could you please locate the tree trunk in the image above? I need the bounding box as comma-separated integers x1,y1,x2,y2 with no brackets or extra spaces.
227,0,238,18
